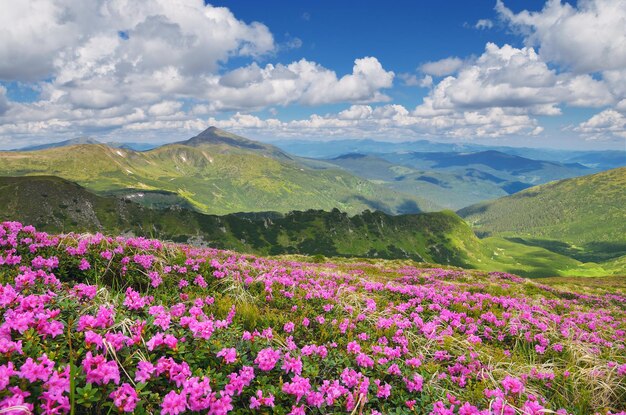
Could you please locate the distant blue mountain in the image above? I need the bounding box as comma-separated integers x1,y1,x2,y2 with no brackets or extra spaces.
268,138,625,170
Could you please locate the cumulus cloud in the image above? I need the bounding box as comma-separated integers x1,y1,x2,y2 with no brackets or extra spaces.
423,43,614,113
576,109,626,139
198,103,543,140
0,0,275,81
398,73,420,87
0,1,395,143
420,57,464,77
497,0,626,74
496,0,626,141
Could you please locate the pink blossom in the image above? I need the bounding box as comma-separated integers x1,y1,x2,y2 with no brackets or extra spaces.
110,383,139,412
502,375,525,395
161,390,187,415
254,347,281,371
217,347,237,364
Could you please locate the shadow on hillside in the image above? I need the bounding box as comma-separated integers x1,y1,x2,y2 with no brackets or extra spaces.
505,237,626,263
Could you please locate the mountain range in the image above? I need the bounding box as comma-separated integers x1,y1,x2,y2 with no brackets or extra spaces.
5,127,623,211
0,127,437,215
317,150,593,209
1,174,622,278
268,138,626,170
1,127,624,278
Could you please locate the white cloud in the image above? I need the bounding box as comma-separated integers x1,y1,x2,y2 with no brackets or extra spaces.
497,0,626,74
398,73,418,86
0,86,8,115
420,57,464,76
0,1,395,144
148,101,184,117
0,0,275,82
495,0,626,142
174,57,393,111
198,103,542,140
399,73,432,88
419,75,433,88
576,109,626,139
475,19,494,29
423,43,614,113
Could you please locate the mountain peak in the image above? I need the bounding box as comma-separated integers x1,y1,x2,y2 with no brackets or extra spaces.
177,127,293,161
183,126,265,150
196,126,224,136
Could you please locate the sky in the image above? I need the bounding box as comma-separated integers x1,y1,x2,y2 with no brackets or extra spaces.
0,0,625,150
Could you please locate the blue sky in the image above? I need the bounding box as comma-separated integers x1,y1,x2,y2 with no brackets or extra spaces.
0,0,625,150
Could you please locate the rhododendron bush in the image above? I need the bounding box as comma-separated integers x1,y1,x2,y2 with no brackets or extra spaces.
0,221,625,414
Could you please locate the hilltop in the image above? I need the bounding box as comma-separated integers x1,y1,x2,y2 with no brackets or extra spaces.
459,167,626,262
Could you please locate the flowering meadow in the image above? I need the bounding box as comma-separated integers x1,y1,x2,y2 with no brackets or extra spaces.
0,221,625,414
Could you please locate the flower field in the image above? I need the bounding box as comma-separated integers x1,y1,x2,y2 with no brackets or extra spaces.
0,221,625,414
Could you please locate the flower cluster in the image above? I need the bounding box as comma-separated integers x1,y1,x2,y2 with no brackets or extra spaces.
0,221,625,414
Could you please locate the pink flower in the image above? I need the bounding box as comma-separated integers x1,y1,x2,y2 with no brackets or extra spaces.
123,287,153,310
19,354,54,383
404,373,423,393
161,390,187,415
522,400,546,415
0,363,15,390
254,347,281,371
283,375,312,403
374,379,391,398
149,271,163,287
284,321,295,333
249,390,275,409
225,366,255,396
209,394,233,415
356,353,374,368
82,352,120,385
282,354,303,375
458,402,481,415
347,341,361,354
78,258,91,271
502,375,525,395
135,361,155,383
217,347,237,364
110,383,139,412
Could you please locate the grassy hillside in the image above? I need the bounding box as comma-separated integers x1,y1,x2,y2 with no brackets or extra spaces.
0,176,472,267
459,167,626,262
0,128,438,215
0,222,625,413
1,175,622,277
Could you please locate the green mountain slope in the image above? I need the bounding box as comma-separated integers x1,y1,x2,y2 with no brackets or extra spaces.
459,167,626,262
0,127,438,215
0,175,620,277
0,176,472,266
